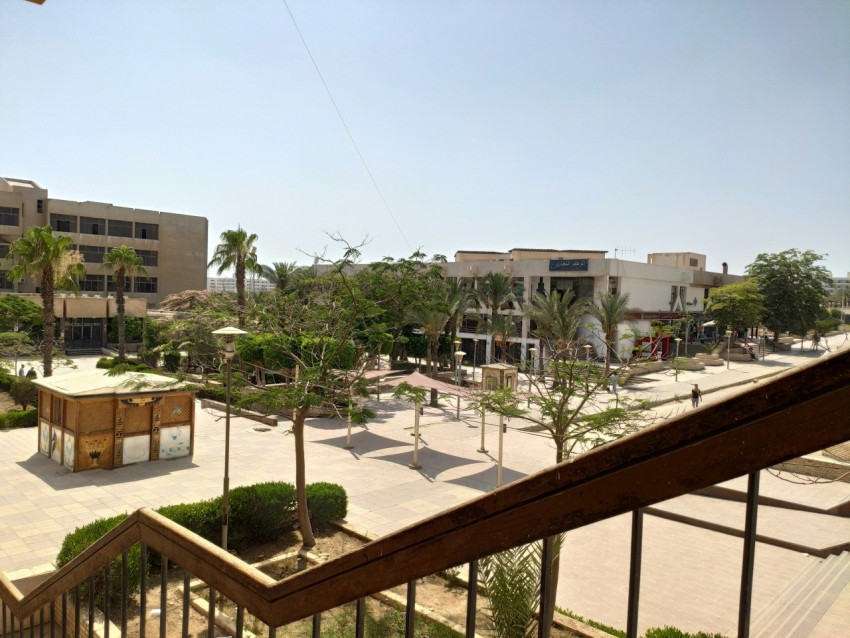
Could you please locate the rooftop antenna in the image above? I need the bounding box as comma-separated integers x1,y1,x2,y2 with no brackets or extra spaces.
614,247,635,260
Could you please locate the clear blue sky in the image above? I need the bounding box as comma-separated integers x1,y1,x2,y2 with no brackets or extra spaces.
2,1,848,277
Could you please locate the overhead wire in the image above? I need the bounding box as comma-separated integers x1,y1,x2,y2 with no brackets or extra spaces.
281,0,413,252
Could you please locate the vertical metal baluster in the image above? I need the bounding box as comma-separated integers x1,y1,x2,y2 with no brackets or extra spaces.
311,613,321,638
405,580,416,638
40,608,44,638
121,552,128,638
626,509,644,638
269,624,278,638
738,471,760,638
355,598,365,638
2,600,7,638
537,537,554,638
140,545,147,638
103,566,110,638
29,613,34,638
235,607,244,638
207,587,216,638
74,584,80,638
50,597,55,638
160,555,168,638
87,576,94,638
466,560,478,638
18,612,23,638
182,572,191,638
61,593,66,638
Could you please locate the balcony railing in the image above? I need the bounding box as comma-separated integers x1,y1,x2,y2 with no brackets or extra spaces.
2,347,849,638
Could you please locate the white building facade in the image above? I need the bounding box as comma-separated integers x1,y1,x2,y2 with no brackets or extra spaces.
443,248,742,365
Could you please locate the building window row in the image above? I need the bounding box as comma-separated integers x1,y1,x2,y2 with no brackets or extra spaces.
136,249,159,267
50,214,159,241
72,275,157,294
0,206,20,227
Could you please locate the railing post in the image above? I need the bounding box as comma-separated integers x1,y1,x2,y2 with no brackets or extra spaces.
626,508,644,638
207,587,216,638
182,572,191,638
103,566,109,638
738,471,760,638
466,560,478,638
139,546,146,638
311,613,321,638
121,551,128,638
538,536,554,638
405,580,416,637
160,555,168,638
355,598,366,638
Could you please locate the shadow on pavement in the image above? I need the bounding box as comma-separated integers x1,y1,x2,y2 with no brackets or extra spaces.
15,453,198,491
315,429,411,454
370,447,480,475
445,464,528,492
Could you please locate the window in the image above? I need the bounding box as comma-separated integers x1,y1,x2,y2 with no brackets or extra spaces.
0,244,9,259
134,276,158,294
107,275,132,292
79,275,105,292
53,397,63,426
135,222,159,240
0,271,13,290
0,206,20,226
50,214,77,233
136,249,158,267
80,217,106,235
689,258,699,267
78,245,105,264
108,219,132,238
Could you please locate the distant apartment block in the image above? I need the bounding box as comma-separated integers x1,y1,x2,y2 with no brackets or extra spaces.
0,177,208,307
207,277,276,293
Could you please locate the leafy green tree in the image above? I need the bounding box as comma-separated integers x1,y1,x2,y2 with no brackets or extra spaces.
524,289,588,365
588,292,632,375
705,280,765,335
102,245,148,362
10,379,38,410
746,250,831,343
0,295,43,335
476,272,517,363
208,227,261,329
7,225,85,376
485,313,519,363
0,331,38,373
444,278,474,367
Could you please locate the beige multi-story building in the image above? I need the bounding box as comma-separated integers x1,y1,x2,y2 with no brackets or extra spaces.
0,176,207,349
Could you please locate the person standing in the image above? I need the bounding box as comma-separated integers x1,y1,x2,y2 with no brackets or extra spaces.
691,384,702,408
610,372,619,395
26,365,37,379
18,363,24,377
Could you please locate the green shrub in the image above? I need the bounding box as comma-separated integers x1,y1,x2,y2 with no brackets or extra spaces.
307,482,348,526
643,627,727,638
162,351,181,372
229,482,298,548
55,514,144,609
96,357,114,369
0,409,38,429
156,498,221,545
10,379,38,410
0,367,15,392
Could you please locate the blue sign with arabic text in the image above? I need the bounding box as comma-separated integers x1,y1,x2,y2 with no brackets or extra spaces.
549,258,588,272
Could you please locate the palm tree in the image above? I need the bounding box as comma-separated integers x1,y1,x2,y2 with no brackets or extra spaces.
524,289,588,362
407,305,450,406
261,261,300,294
444,278,474,369
475,272,516,363
7,226,85,376
102,246,147,362
485,313,518,363
588,292,632,375
208,227,260,328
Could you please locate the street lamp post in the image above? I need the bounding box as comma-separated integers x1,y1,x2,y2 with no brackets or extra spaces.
472,338,479,383
454,350,465,419
452,338,461,371
674,337,681,382
726,329,733,370
528,346,537,407
211,326,248,550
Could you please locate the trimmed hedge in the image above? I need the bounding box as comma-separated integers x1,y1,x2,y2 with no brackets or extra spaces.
95,357,157,373
643,628,727,638
56,481,346,608
306,482,348,525
0,409,38,429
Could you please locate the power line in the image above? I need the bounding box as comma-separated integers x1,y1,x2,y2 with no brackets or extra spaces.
282,0,413,252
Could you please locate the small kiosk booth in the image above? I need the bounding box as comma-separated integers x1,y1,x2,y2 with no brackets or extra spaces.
480,363,519,392
33,371,196,472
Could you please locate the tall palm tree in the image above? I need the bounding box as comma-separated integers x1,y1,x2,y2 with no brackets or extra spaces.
588,292,632,375
102,246,147,362
475,272,516,363
261,261,300,293
444,278,474,369
208,227,260,328
485,313,518,362
407,305,450,406
524,289,588,362
7,226,84,377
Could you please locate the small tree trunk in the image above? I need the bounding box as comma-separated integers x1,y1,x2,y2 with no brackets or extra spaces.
42,266,55,377
117,269,126,362
293,408,316,548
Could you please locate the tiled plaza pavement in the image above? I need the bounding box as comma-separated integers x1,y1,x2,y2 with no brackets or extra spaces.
1,342,848,635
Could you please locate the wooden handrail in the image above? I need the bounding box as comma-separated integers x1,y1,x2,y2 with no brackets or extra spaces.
2,348,849,627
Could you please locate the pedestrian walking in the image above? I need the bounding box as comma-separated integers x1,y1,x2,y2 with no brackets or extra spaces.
691,384,702,408
26,365,37,379
610,372,619,395
18,364,24,377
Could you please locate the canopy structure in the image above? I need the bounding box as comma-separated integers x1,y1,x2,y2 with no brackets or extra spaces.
383,371,473,398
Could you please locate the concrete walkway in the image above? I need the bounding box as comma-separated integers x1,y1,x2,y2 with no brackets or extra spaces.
1,338,848,636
